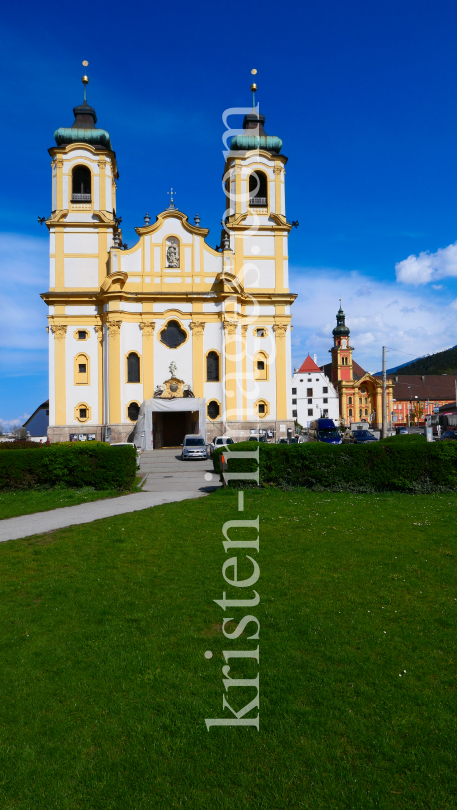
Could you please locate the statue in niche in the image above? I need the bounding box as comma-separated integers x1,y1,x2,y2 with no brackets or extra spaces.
166,237,180,267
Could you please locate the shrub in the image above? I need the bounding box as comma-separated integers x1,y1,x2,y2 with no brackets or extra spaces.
0,441,49,450
213,440,457,493
0,442,136,490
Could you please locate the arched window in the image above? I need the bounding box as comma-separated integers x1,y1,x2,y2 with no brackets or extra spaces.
207,400,220,420
159,320,187,349
254,351,268,381
348,396,352,404
127,352,140,383
256,399,269,417
74,353,89,385
72,165,91,201
75,403,90,422
249,171,268,206
128,402,140,422
364,409,368,416
349,408,353,417
206,351,220,382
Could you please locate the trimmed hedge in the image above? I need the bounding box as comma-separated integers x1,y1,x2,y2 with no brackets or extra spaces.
213,439,457,493
0,442,136,490
0,441,50,450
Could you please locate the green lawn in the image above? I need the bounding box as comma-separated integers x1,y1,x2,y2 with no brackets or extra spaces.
0,489,455,809
0,477,146,520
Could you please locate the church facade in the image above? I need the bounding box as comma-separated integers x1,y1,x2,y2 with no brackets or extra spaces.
321,306,393,428
42,81,296,447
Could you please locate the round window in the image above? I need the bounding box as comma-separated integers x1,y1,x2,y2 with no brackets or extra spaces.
207,400,220,420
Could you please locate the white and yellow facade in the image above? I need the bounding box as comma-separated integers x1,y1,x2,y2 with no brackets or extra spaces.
43,95,296,446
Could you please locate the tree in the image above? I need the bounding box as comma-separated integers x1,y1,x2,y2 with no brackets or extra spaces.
12,426,26,440
411,402,424,425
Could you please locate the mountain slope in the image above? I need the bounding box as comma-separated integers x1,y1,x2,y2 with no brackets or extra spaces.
389,345,457,376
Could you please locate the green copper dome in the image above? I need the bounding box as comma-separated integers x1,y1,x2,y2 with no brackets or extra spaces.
332,306,350,337
54,101,112,151
231,134,282,153
230,113,282,154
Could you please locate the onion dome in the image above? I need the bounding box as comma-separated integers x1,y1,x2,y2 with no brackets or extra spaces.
231,113,282,154
54,71,112,150
54,100,112,150
332,305,350,338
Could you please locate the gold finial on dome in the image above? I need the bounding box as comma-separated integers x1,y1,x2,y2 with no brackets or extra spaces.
250,70,257,108
82,61,89,101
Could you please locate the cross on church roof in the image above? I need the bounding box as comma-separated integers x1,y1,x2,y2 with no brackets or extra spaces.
167,188,177,210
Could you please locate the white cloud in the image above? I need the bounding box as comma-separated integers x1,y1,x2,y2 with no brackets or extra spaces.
395,241,457,285
0,413,30,431
0,232,48,366
289,266,457,372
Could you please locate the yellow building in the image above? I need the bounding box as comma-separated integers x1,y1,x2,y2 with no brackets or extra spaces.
322,305,393,428
42,77,296,447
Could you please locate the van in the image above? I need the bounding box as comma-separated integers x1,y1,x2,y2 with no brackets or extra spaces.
308,418,342,445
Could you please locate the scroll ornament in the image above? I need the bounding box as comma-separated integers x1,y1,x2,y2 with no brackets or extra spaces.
140,321,156,337
190,321,206,336
273,323,288,338
51,324,67,340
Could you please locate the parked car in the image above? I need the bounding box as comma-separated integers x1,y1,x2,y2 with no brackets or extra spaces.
440,430,457,441
277,438,288,444
208,436,235,456
110,442,141,469
396,427,409,435
248,435,268,442
351,429,378,444
308,418,342,445
181,434,208,460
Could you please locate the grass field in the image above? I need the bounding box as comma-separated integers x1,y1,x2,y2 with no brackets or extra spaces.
0,488,455,809
0,477,145,520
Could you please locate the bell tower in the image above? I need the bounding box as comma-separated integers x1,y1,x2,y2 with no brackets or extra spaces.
221,74,295,425
330,303,353,383
44,64,119,435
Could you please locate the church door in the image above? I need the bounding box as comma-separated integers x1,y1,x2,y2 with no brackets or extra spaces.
162,412,187,447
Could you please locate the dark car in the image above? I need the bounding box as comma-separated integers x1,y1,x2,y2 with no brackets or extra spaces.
248,435,268,442
351,430,378,443
440,430,457,441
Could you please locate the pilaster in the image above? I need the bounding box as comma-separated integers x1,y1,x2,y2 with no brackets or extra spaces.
140,321,156,400
223,320,238,421
51,324,67,425
94,325,104,424
190,321,205,398
273,323,288,420
107,320,122,424
241,324,249,420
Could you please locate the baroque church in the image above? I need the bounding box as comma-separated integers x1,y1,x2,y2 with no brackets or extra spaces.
321,305,393,427
43,73,296,447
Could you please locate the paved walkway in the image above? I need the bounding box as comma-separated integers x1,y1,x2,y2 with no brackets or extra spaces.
140,448,220,493
0,449,221,543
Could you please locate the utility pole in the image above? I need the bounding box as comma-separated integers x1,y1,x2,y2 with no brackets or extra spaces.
382,346,387,439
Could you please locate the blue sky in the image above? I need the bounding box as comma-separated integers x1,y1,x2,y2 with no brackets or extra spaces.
2,0,457,425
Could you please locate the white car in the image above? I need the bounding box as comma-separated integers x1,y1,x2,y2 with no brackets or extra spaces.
208,436,235,456
181,434,208,460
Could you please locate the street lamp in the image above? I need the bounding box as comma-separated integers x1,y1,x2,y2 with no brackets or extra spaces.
407,386,412,427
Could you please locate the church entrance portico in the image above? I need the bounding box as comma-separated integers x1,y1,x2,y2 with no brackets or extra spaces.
135,397,207,451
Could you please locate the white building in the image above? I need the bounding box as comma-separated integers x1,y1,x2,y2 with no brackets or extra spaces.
42,75,297,447
292,355,339,427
